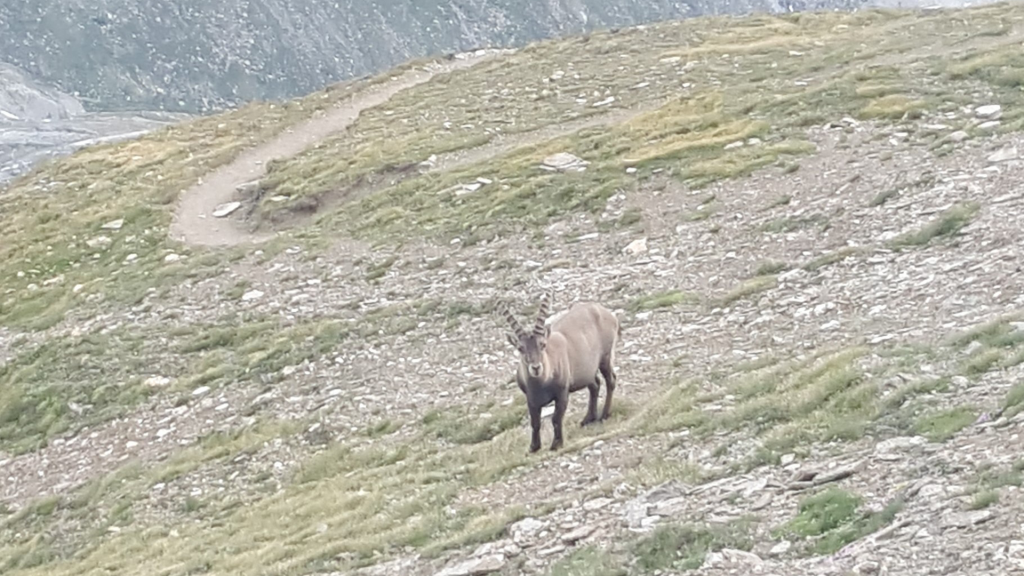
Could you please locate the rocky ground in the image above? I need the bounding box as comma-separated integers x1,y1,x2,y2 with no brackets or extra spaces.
5,116,1024,575
3,4,1024,576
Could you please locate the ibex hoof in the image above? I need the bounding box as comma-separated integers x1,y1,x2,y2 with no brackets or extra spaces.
529,443,541,453
550,440,563,451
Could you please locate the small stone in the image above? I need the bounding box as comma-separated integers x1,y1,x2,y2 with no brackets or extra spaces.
724,140,744,150
856,560,881,574
86,236,112,249
241,290,264,301
192,386,211,397
977,120,1001,131
436,554,506,576
975,104,1002,118
144,375,171,388
235,180,261,194
626,167,637,174
101,218,124,230
561,525,597,544
164,253,181,263
583,497,613,512
623,237,648,256
721,548,762,565
780,453,796,465
769,540,791,556
988,146,1018,163
948,130,969,142
510,517,545,539
212,201,242,218
537,545,566,557
943,509,995,528
540,152,589,172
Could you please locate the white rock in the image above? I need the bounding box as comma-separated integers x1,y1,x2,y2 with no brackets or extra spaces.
561,524,597,544
770,540,792,556
164,253,181,263
975,104,1002,118
241,290,264,301
988,146,1018,163
435,554,506,576
144,375,171,388
510,517,545,539
86,236,112,249
948,130,969,142
212,201,242,218
101,218,124,230
623,237,648,255
192,386,211,397
583,497,613,512
541,152,589,172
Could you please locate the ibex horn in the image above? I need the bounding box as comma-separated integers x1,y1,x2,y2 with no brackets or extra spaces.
500,302,526,338
533,292,551,335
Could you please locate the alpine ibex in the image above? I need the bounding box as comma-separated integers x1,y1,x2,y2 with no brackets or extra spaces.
499,292,622,453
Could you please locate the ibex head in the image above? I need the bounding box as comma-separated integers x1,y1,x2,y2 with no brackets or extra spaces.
500,292,552,379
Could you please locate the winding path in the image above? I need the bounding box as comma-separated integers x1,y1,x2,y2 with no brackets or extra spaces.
169,52,501,247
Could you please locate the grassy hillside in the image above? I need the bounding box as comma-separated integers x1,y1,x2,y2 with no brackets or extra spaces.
3,3,1024,576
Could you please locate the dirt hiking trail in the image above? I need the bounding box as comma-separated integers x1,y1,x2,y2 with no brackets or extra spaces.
169,52,500,248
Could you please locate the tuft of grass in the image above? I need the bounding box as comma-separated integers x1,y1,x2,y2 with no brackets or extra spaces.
776,487,904,556
858,94,928,120
960,347,1004,376
868,186,899,207
913,406,976,443
945,314,1024,349
716,275,778,307
760,214,829,234
968,490,999,510
753,260,790,277
889,202,980,248
1002,382,1024,419
801,247,861,272
631,519,754,573
422,401,525,446
628,290,698,312
546,545,626,576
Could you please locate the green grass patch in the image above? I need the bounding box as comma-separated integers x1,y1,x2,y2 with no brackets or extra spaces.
631,519,754,573
969,490,999,510
716,275,778,307
775,487,904,556
889,202,980,249
913,406,976,442
546,546,625,576
1003,382,1024,419
628,290,698,312
801,247,861,272
761,214,829,234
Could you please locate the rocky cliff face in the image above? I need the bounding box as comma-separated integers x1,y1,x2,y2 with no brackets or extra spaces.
0,0,867,114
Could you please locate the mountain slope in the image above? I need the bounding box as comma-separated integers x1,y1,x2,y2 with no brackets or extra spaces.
2,3,1024,576
0,0,867,113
